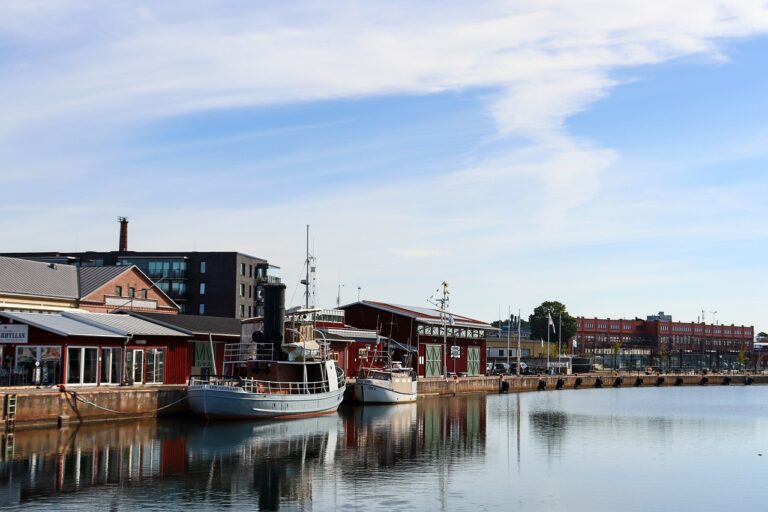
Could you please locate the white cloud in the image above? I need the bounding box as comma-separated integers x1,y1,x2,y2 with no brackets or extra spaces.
2,1,768,324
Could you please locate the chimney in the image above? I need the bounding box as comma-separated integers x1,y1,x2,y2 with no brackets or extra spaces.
118,217,129,252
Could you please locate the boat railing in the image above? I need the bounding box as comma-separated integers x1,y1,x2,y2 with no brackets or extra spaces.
223,342,274,364
189,370,346,395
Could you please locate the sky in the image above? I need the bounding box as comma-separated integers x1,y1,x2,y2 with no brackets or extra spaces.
1,1,767,331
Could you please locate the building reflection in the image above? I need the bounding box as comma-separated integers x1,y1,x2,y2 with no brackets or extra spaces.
0,395,488,510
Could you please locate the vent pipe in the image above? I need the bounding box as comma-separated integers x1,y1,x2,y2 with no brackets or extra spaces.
118,217,129,252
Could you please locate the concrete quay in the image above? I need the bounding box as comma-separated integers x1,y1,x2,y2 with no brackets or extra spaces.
417,373,768,396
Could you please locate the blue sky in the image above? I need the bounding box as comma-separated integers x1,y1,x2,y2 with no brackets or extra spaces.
1,1,767,331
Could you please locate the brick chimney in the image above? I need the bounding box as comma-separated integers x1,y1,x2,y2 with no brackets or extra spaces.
118,217,129,252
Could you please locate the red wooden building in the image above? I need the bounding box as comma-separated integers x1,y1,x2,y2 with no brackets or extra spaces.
341,301,493,378
0,311,190,386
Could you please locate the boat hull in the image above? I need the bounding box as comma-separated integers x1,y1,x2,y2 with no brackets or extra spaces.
351,379,417,403
187,383,346,420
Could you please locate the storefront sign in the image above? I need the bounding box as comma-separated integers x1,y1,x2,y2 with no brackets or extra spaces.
0,324,28,343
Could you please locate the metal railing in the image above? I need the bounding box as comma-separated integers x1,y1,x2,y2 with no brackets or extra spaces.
223,342,274,364
189,367,345,395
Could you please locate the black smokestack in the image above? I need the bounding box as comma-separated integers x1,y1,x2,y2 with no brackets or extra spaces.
263,284,286,360
118,217,129,252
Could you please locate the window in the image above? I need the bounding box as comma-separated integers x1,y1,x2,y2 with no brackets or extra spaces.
239,283,245,297
248,306,252,317
249,265,253,277
248,285,252,298
141,289,148,299
200,261,206,274
240,263,246,276
115,286,123,297
66,347,98,385
15,346,61,386
145,348,165,384
199,303,205,315
128,287,135,298
200,283,206,295
101,348,122,385
239,304,245,317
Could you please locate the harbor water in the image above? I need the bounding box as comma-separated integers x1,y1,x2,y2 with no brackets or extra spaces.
1,386,767,511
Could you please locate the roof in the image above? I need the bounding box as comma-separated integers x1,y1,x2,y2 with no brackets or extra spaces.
319,327,381,343
0,256,79,299
347,300,494,329
0,312,123,338
128,312,242,337
77,266,132,297
60,311,188,337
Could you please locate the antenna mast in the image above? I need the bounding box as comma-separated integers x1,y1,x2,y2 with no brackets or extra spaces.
301,225,316,309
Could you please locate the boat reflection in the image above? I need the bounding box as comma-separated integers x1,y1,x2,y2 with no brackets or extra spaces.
0,395,488,510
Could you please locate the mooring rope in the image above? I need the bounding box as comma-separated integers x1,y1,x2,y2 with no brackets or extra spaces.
68,390,187,415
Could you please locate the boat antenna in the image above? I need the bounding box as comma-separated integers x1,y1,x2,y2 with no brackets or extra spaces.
300,225,316,309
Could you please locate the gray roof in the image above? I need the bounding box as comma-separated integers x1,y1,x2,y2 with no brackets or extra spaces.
128,312,242,337
61,312,189,337
77,266,131,297
0,312,123,338
0,256,79,299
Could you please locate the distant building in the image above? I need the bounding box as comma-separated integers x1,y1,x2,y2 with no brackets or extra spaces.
2,217,278,319
341,301,493,378
574,313,754,371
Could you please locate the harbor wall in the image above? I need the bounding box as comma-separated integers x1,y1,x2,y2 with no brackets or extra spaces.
417,373,768,395
1,386,188,430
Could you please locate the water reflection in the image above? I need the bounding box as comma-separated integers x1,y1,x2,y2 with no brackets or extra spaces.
0,395,487,511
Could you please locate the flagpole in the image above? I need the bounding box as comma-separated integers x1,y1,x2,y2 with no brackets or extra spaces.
516,307,521,376
558,312,562,372
506,306,511,372
547,316,550,373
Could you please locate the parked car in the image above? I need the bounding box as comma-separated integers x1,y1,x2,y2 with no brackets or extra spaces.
509,362,530,375
491,363,509,375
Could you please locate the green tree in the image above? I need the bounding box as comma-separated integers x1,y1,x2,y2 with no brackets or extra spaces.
528,301,578,349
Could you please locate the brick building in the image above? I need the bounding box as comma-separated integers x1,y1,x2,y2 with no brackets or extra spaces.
574,311,754,371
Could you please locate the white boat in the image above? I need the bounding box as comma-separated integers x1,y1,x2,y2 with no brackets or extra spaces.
352,361,417,403
188,283,346,420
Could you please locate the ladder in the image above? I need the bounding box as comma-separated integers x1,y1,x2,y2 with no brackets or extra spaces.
3,394,17,459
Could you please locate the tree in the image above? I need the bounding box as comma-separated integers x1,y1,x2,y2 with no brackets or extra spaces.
528,301,578,350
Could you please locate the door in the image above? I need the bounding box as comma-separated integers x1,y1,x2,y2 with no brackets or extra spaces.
125,349,144,385
425,344,442,378
101,347,122,385
467,347,480,376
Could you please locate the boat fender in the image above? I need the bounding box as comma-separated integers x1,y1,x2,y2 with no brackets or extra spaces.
613,377,623,387
745,377,754,385
537,379,546,391
674,377,684,386
574,377,583,389
722,376,731,386
594,377,603,388
556,378,565,390
634,377,643,387
655,377,665,387
499,380,509,393
700,376,709,386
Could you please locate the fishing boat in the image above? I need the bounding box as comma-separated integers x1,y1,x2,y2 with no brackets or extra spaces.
352,357,417,403
187,283,346,420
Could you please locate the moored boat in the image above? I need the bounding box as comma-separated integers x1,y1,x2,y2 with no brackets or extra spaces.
188,284,346,420
352,360,417,403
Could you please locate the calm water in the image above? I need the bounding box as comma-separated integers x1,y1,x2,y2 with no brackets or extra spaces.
2,386,767,511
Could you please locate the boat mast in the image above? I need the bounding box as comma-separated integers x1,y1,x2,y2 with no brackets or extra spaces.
305,224,310,309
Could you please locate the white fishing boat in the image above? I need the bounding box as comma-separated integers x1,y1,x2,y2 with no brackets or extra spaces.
352,360,417,403
188,283,346,420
